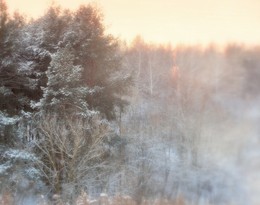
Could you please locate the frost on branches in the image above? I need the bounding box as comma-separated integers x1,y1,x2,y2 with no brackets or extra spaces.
39,45,97,117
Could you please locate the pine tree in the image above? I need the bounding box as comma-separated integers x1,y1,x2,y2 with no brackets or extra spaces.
62,5,131,119
39,45,95,117
17,21,51,109
20,5,131,120
0,0,27,145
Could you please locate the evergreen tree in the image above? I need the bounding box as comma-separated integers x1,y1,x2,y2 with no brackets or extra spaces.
20,5,131,120
62,5,131,119
39,45,95,117
0,0,26,144
17,21,51,109
39,6,72,53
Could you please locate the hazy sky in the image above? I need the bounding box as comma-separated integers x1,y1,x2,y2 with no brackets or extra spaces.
5,0,260,46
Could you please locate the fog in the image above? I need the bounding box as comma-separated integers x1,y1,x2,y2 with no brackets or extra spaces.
121,41,260,205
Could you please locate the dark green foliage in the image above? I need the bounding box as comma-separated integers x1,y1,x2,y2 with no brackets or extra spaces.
0,1,25,116
20,5,131,120
0,1,131,200
0,1,27,145
61,5,131,119
40,45,91,117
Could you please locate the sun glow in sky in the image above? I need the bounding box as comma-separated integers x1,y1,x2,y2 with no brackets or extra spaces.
5,0,260,46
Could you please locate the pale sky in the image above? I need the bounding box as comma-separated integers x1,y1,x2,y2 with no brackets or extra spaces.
5,0,260,46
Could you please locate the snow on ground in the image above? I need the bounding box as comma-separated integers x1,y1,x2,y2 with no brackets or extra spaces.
240,101,260,205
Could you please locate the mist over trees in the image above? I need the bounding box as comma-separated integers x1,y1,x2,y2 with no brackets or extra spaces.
1,1,260,204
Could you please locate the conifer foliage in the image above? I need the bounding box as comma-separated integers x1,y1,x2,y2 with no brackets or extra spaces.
40,46,91,117
0,1,130,199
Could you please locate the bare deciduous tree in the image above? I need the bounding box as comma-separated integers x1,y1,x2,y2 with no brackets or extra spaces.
33,114,112,202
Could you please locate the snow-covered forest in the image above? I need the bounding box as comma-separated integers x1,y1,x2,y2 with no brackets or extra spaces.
1,1,260,204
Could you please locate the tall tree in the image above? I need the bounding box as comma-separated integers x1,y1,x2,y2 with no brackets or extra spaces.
0,0,27,145
20,5,131,120
62,5,131,119
39,45,94,117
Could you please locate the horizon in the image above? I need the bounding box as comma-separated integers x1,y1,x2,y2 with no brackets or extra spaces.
5,0,260,47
